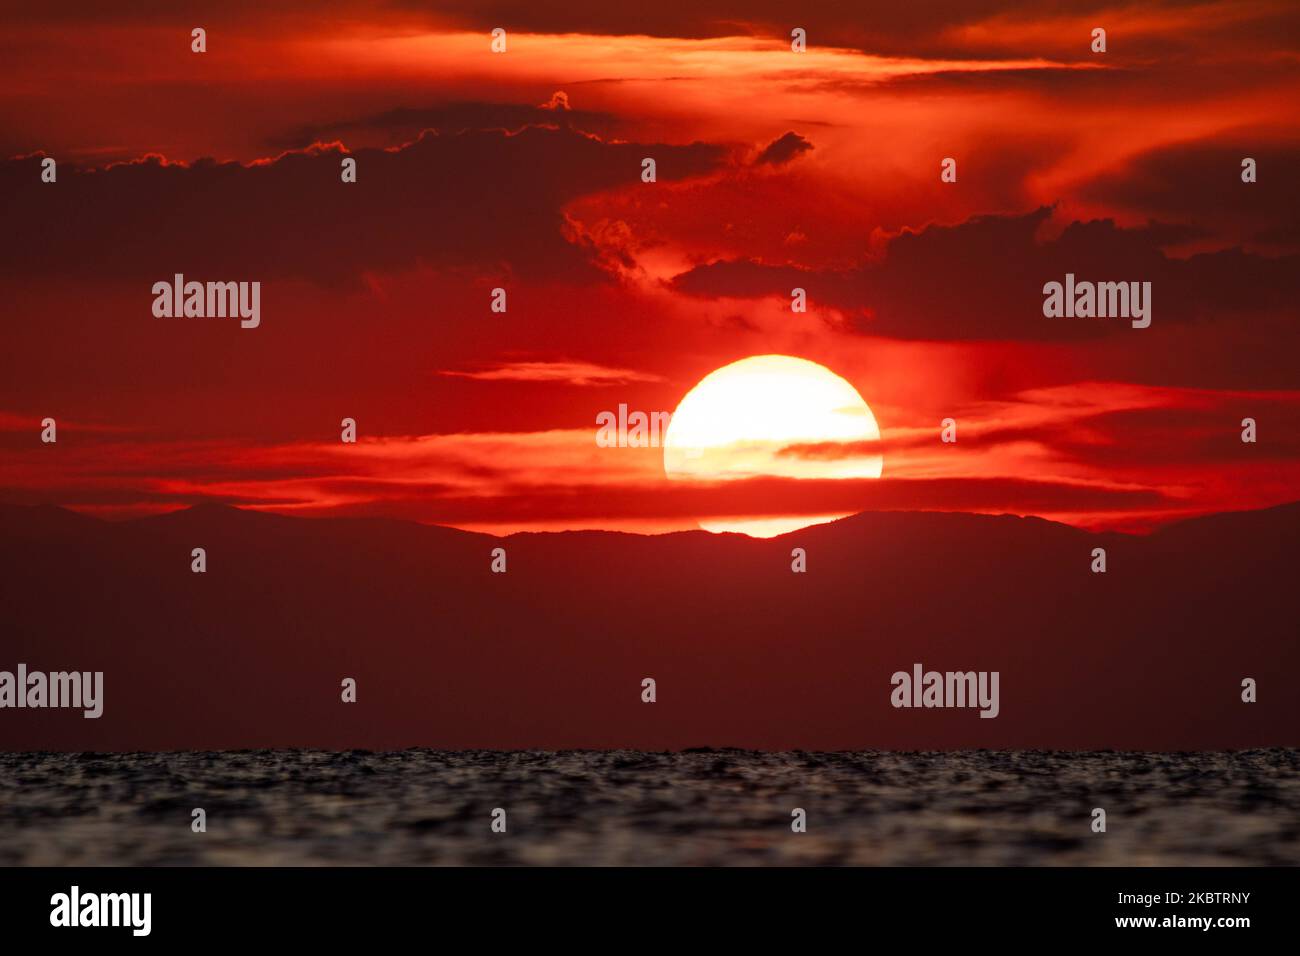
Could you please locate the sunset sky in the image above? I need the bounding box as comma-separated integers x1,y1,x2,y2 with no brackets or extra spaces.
2,0,1298,533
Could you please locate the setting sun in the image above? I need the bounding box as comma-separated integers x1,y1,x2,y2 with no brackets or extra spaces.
663,354,883,536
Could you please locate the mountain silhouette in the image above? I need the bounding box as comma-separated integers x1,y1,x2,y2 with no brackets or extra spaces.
1,502,1295,750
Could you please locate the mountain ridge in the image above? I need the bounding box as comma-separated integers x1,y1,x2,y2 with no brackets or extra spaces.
1,499,1295,752
9,497,1297,540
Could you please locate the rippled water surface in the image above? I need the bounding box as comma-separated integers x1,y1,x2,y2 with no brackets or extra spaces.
1,750,1297,865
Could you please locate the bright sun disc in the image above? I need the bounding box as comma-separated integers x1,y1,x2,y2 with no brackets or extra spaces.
663,354,882,536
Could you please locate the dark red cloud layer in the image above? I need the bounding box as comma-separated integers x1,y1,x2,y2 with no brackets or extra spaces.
1077,135,1300,251
672,207,1300,341
2,128,728,286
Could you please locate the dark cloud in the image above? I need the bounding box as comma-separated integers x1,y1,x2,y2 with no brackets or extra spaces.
881,58,1300,101
1077,134,1300,252
0,127,729,286
270,100,622,151
257,474,1171,523
12,474,1162,523
408,0,1300,62
18,0,1295,61
402,0,1289,59
754,132,813,166
671,207,1300,341
1051,404,1300,466
778,398,1300,467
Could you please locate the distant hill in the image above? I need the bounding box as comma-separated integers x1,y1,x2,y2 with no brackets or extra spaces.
0,502,1296,750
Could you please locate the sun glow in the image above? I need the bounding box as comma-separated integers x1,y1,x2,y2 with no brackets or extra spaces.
663,355,882,536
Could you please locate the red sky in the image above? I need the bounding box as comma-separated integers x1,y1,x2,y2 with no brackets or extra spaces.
2,0,1298,532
